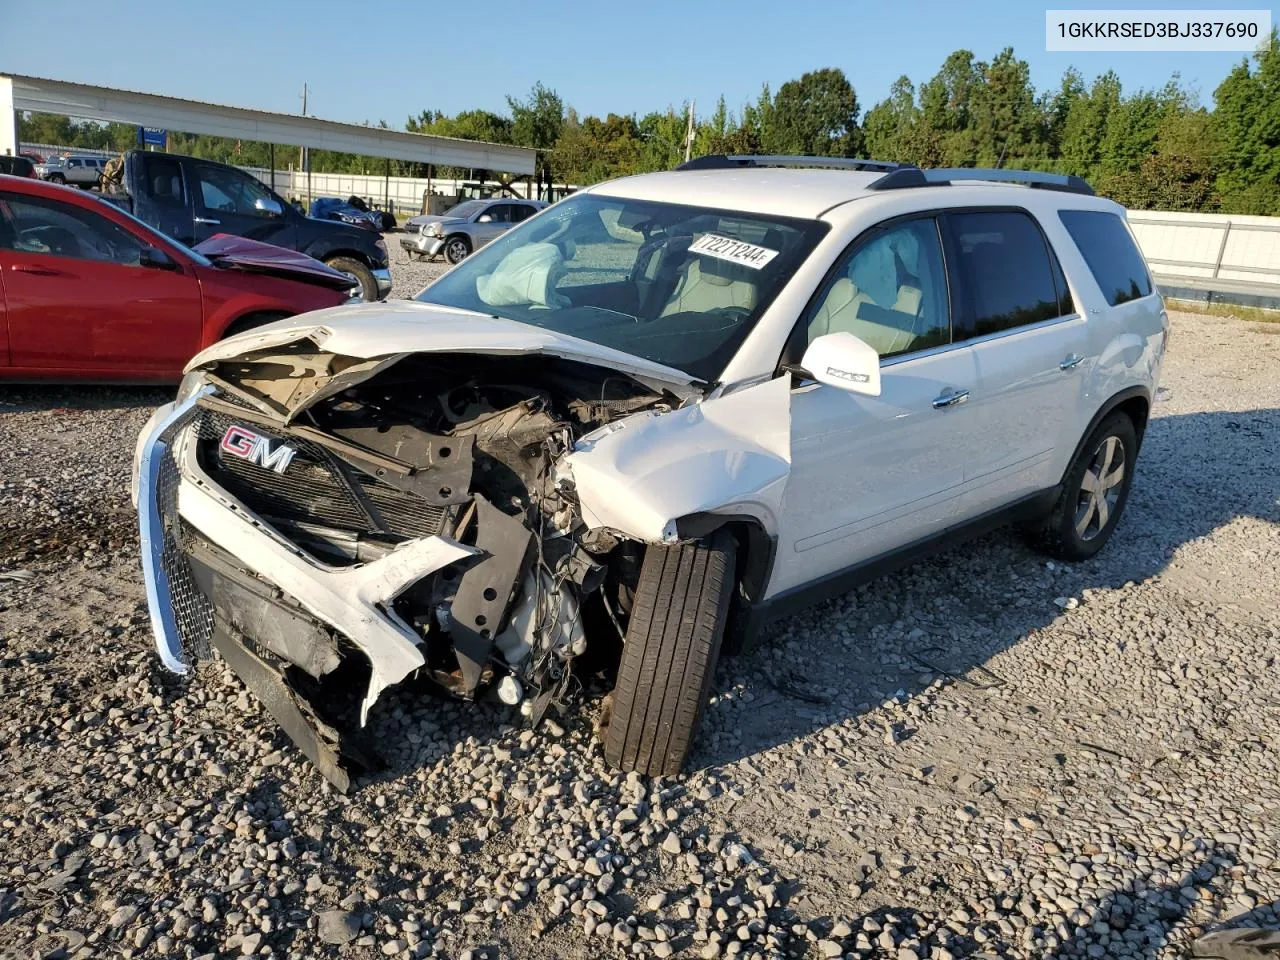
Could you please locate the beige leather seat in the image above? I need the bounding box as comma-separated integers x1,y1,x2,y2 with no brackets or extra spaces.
810,279,926,357
661,257,758,316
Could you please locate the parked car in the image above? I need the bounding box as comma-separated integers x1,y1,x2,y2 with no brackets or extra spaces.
133,157,1166,789
97,151,392,300
0,156,37,178
343,194,397,231
21,152,46,164
34,154,106,187
0,177,356,383
401,197,547,264
309,196,382,232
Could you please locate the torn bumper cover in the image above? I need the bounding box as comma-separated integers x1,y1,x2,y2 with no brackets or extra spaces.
136,392,479,789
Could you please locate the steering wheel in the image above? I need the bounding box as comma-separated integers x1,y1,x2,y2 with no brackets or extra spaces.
717,305,753,324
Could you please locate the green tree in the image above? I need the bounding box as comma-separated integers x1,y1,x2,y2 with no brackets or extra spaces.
768,68,864,156
508,82,564,181
1214,28,1280,213
967,48,1046,167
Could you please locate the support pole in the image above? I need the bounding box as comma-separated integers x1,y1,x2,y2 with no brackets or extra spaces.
1212,222,1232,279
384,156,390,210
269,143,276,194
0,77,18,157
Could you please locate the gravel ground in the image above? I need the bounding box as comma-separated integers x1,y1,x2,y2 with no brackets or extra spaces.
1,308,1277,960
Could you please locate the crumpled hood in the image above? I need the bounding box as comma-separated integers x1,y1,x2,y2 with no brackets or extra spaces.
194,234,357,291
184,300,701,396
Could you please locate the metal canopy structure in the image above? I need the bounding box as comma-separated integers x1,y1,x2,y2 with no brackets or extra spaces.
0,73,536,174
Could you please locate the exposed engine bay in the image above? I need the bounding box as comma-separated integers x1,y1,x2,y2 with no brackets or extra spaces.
167,345,678,788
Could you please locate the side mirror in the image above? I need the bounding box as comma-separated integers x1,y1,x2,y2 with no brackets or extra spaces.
139,246,179,271
477,213,494,223
254,196,284,217
798,332,881,396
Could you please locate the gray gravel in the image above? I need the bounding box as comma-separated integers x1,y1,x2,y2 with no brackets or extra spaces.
385,229,451,300
1,309,1277,960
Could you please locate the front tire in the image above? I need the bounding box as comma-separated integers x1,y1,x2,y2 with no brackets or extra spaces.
324,256,377,301
48,173,65,184
602,532,736,777
444,235,471,265
1033,412,1138,561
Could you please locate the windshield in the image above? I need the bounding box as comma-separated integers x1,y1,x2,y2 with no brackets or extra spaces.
416,193,828,381
443,200,487,220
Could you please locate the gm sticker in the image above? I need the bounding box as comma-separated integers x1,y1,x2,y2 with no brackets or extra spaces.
689,233,779,270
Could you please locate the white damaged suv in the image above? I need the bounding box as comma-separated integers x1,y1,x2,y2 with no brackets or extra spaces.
133,155,1167,789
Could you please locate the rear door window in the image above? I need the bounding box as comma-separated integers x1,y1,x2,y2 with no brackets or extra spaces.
1059,210,1153,306
945,210,1071,339
142,156,187,205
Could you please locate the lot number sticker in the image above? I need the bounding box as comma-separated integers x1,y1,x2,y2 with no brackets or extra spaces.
689,233,779,270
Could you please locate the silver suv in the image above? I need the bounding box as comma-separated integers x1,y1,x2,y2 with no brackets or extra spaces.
401,197,547,264
35,154,106,187
134,156,1166,789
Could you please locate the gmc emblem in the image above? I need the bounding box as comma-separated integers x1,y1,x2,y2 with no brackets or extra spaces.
220,425,297,475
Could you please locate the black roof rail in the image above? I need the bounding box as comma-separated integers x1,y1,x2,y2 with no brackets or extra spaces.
678,154,904,173
868,166,1095,196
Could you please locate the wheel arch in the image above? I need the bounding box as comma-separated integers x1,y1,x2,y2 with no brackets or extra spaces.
317,248,376,267
1063,386,1151,486
673,512,776,656
219,310,291,341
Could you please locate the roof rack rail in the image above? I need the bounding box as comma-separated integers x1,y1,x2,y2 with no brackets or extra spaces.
868,166,1095,196
678,154,905,173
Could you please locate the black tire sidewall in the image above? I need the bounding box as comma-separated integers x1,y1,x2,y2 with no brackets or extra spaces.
325,256,377,301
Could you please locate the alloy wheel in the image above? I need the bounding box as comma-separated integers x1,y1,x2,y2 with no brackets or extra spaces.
1074,435,1125,541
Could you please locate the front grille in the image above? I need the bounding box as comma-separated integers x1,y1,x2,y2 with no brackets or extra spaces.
155,431,214,660
194,409,451,541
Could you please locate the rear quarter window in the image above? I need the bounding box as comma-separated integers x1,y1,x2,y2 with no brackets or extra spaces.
1058,210,1153,306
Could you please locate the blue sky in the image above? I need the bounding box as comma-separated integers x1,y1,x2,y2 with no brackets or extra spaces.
0,0,1260,128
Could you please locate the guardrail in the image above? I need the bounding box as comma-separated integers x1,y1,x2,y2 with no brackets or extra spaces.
1127,211,1280,304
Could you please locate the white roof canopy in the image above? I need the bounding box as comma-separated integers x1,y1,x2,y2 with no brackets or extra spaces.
0,73,536,174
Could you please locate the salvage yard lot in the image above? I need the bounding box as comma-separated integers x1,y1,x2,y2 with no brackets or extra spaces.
0,309,1277,960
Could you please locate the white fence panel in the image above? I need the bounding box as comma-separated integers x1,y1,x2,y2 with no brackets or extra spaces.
1127,210,1280,291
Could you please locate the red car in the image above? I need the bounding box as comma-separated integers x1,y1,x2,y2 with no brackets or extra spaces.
0,175,356,382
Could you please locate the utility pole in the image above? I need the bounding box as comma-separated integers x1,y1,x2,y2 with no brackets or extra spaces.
684,99,696,163
299,83,310,208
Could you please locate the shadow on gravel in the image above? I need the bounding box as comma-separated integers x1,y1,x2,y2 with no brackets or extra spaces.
1045,851,1233,959
695,405,1280,770
0,383,173,412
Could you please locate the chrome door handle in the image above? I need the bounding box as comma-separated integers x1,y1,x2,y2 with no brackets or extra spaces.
194,217,221,225
1060,353,1085,370
932,389,970,409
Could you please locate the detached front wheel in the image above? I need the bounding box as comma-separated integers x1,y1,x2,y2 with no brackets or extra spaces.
602,532,736,777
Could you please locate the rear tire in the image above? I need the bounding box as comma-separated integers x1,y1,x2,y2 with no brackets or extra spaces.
324,256,377,301
602,532,736,777
444,235,471,265
1031,412,1138,561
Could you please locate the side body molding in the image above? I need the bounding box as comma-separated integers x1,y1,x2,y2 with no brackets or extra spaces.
562,376,793,543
